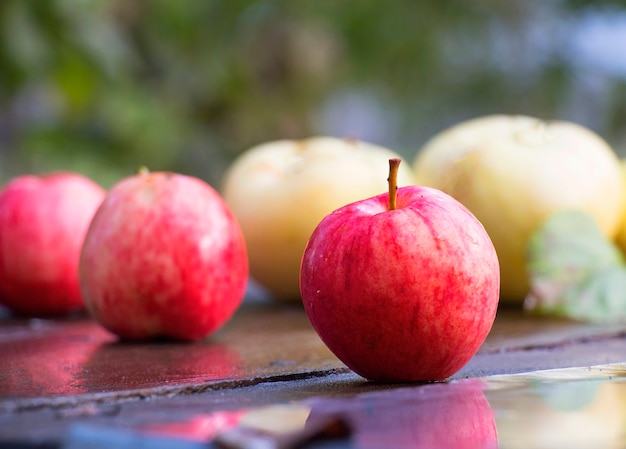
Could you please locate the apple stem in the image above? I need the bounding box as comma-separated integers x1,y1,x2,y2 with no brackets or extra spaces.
388,158,401,211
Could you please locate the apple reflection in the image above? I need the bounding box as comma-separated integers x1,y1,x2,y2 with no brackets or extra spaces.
141,410,247,441
0,318,242,399
306,378,498,449
75,338,242,393
0,320,114,398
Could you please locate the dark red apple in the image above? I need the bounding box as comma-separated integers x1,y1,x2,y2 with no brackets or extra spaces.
299,159,500,381
79,170,248,341
0,172,106,316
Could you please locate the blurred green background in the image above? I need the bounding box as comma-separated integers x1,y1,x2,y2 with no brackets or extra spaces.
1,1,626,189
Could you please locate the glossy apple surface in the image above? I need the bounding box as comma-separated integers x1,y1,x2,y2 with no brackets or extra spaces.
300,164,499,381
413,115,624,302
79,171,248,341
0,172,106,316
222,137,415,301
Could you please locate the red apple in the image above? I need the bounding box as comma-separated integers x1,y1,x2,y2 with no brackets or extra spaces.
79,170,248,341
300,159,500,381
0,172,106,316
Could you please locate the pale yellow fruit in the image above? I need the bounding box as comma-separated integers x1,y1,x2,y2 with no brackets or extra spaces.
222,137,416,301
613,160,626,254
414,115,624,302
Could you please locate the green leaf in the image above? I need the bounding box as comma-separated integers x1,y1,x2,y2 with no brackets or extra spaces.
561,266,626,323
524,210,626,323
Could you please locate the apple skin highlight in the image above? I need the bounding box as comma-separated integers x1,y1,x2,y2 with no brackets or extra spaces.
300,185,500,382
79,171,248,342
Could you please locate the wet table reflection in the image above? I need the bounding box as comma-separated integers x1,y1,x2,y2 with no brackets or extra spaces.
0,304,339,403
2,302,626,448
2,303,626,405
486,365,626,449
112,364,626,449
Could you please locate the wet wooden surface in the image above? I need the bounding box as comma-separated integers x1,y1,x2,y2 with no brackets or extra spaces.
1,301,626,446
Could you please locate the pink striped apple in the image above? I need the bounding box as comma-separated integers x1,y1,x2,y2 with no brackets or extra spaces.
300,159,499,381
0,172,106,316
79,170,248,341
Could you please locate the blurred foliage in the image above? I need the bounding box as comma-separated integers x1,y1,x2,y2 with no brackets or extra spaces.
1,0,626,188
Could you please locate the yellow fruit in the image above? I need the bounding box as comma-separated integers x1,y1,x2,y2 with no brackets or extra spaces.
222,137,416,301
613,160,626,254
414,115,624,302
